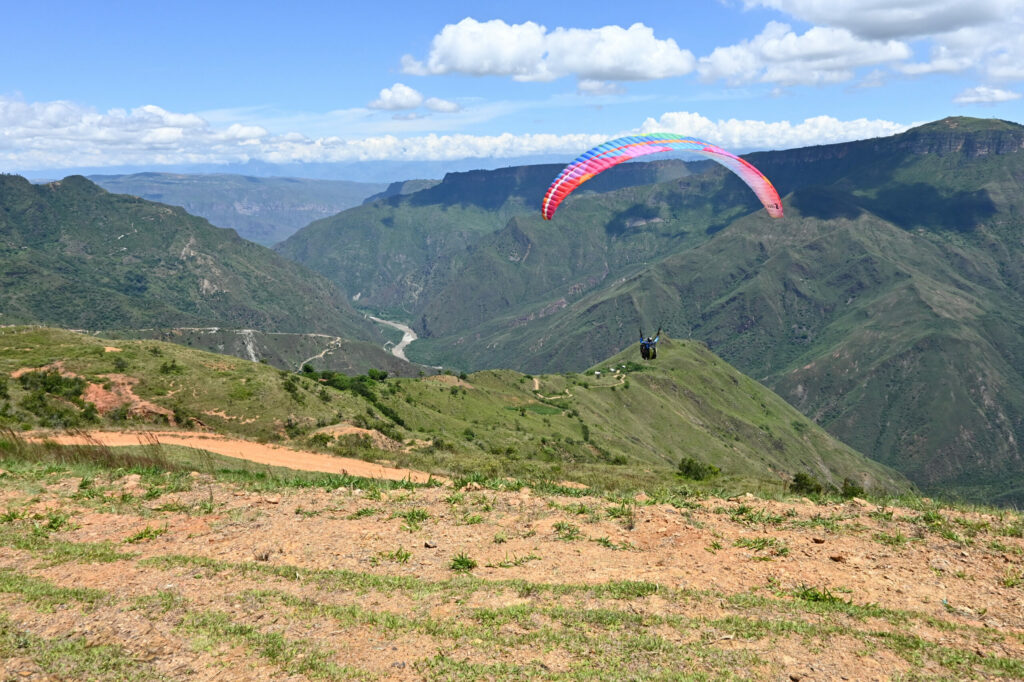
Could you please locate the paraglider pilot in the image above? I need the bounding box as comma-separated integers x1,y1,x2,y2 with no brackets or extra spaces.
639,327,661,361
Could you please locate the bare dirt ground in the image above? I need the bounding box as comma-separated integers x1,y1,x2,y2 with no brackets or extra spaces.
1,435,1023,680
29,430,436,483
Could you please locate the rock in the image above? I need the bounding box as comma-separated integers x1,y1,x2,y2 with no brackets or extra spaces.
424,541,437,548
263,494,281,504
812,537,826,544
829,554,846,563
850,497,870,507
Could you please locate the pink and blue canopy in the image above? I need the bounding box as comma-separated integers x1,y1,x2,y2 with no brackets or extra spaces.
541,133,784,220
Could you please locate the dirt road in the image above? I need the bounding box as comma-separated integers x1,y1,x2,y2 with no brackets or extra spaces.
32,430,438,483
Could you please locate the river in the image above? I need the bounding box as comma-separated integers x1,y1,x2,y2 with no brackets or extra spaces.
368,316,417,362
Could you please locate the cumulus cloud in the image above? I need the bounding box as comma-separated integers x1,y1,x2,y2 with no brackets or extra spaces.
369,83,424,110
699,21,911,86
401,18,695,82
0,95,916,171
745,0,1017,40
953,85,1022,103
640,111,910,150
745,1,1024,84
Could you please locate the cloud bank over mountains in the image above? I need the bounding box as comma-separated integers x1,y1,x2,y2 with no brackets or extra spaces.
1,94,911,171
2,0,1020,173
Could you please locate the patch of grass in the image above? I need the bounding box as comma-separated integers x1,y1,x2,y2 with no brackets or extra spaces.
731,507,785,526
873,530,911,547
593,536,636,551
124,525,167,544
345,507,379,520
0,517,135,565
131,589,186,614
0,567,108,611
0,612,161,680
179,610,371,680
486,552,541,568
605,502,636,529
391,507,430,532
450,553,478,572
734,536,789,558
552,521,582,541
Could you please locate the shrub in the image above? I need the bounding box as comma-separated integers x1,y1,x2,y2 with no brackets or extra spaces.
158,359,183,374
790,472,823,495
678,457,720,481
841,478,866,499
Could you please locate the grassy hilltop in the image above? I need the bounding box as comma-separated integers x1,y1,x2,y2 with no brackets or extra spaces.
0,326,909,496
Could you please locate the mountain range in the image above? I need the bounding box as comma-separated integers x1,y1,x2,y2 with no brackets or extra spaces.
276,117,1024,505
3,117,1021,505
88,173,388,246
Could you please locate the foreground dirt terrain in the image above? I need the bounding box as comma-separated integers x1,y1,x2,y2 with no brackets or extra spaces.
1,432,1023,680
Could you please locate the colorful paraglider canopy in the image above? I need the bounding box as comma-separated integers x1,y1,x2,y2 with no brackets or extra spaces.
541,133,784,220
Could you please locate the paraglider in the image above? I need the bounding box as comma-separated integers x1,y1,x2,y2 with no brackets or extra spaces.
639,327,661,361
541,133,784,220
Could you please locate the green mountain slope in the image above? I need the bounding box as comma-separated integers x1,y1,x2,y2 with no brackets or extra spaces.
412,118,1024,505
272,117,1023,505
273,160,696,314
89,173,388,246
0,174,377,340
0,326,911,496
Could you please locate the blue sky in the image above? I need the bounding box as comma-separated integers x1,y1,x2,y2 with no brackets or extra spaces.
2,0,1022,175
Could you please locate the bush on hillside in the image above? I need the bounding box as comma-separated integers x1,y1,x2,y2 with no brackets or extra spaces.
678,457,720,481
841,478,866,499
790,472,823,495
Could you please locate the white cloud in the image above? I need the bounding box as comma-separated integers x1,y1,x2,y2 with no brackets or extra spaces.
0,95,917,171
369,83,424,110
640,111,910,150
424,97,460,113
745,0,1018,40
746,1,1024,83
699,21,911,86
953,85,1022,103
401,18,695,82
577,80,626,96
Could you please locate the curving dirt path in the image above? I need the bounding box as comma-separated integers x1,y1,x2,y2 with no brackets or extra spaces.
31,430,440,484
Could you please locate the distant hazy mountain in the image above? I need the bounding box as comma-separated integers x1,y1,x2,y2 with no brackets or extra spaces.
0,174,379,341
274,117,1024,505
26,154,576,184
88,173,389,246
